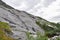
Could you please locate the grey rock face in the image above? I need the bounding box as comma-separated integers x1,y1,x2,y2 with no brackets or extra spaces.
0,1,45,40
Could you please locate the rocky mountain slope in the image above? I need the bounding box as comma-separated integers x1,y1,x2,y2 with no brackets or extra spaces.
0,0,60,40
0,0,45,40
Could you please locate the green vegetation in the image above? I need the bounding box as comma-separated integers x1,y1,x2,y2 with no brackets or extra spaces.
0,21,10,30
0,21,14,40
56,37,60,40
36,20,60,38
26,32,34,40
26,32,48,40
36,32,48,40
35,19,60,40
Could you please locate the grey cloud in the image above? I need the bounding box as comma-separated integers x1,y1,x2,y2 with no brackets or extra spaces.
2,0,40,11
43,0,56,7
2,0,59,23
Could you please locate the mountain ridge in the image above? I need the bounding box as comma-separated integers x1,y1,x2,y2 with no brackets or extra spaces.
0,0,60,40
0,0,45,40
0,0,14,9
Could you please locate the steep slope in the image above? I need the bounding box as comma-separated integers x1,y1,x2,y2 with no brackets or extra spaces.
0,0,45,40
0,0,60,40
0,0,14,9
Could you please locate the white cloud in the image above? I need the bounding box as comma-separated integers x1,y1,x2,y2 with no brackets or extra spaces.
2,0,60,22
27,0,56,20
15,2,28,11
43,0,60,20
2,0,40,11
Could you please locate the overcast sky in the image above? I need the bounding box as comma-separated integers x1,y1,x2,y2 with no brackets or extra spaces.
2,0,60,22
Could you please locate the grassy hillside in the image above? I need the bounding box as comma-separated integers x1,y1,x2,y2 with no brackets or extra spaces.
0,21,14,40
26,17,60,40
36,17,60,38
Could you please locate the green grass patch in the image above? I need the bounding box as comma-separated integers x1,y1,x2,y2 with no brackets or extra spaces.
0,21,14,40
36,20,60,38
26,32,48,40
